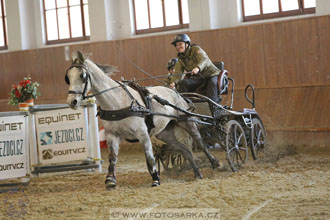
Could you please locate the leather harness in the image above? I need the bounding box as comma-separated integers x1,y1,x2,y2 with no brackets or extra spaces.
66,63,186,134
97,80,155,133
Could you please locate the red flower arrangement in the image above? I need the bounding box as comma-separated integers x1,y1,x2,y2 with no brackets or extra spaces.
8,76,40,106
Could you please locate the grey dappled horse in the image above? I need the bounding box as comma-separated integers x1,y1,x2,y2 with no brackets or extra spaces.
65,51,220,189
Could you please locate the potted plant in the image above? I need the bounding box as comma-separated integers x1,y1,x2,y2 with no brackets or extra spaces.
8,75,40,110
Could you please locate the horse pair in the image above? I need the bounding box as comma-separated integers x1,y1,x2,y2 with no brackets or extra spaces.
65,51,221,189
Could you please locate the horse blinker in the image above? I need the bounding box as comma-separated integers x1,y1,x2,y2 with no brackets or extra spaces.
65,73,70,85
65,68,87,85
80,72,87,83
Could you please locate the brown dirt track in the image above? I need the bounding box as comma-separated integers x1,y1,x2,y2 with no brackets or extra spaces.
0,140,329,220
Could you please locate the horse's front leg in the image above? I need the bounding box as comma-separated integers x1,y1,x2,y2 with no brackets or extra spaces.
105,134,120,189
139,132,160,187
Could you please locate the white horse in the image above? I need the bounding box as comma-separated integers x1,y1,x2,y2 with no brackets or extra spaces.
65,51,220,189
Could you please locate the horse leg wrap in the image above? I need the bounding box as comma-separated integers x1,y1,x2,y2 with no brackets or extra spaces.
105,175,116,188
151,172,160,187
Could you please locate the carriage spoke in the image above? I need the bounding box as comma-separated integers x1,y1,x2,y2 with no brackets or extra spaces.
232,126,236,144
237,150,244,163
239,146,248,151
236,151,241,167
230,151,237,165
237,133,244,144
257,128,262,139
160,159,166,168
229,138,236,146
228,145,236,154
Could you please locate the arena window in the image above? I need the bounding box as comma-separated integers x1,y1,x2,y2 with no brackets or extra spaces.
0,0,7,50
133,0,189,35
242,0,316,22
43,0,90,45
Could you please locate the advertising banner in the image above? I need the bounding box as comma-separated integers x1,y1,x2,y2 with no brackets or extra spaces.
0,115,28,180
35,108,88,165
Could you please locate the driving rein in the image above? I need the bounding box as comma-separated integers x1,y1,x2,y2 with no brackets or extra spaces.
65,64,167,134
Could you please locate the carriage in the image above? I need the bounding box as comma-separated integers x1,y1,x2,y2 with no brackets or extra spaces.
152,61,267,173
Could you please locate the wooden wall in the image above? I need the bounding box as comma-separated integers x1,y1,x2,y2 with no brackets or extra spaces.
1,15,329,136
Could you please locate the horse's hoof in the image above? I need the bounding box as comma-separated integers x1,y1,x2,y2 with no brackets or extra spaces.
212,159,221,169
195,173,203,179
215,162,225,171
106,185,116,191
106,181,116,190
105,176,117,189
151,180,160,187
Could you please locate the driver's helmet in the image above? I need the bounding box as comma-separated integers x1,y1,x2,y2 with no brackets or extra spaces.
171,34,191,46
167,58,178,70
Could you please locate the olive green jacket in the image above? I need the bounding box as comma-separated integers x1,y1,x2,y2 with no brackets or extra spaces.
170,45,220,84
164,72,173,86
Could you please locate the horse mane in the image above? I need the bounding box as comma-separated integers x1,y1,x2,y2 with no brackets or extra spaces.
96,63,119,76
72,51,118,77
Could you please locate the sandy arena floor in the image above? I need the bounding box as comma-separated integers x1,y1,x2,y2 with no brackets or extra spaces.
0,141,329,220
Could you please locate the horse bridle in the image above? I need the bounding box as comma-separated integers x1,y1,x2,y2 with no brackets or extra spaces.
65,63,91,99
65,63,123,100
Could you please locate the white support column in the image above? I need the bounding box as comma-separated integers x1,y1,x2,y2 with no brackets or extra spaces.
5,0,22,51
5,0,38,51
67,0,133,41
88,0,108,42
33,0,45,48
23,114,31,181
87,104,102,173
208,0,241,29
188,0,211,32
18,0,38,50
316,0,330,15
106,0,133,40
28,112,39,177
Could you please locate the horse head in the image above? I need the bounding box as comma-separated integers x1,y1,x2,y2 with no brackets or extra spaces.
65,51,92,109
65,51,119,109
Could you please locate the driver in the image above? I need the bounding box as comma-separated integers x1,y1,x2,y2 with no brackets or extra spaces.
169,34,221,103
165,58,179,87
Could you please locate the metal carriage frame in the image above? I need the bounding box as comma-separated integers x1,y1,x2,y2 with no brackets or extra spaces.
153,65,267,173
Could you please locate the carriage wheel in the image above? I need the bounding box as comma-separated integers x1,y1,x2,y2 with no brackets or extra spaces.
163,154,171,169
152,145,161,175
250,118,266,160
170,154,186,169
157,153,185,171
225,120,248,172
153,145,186,172
153,145,168,175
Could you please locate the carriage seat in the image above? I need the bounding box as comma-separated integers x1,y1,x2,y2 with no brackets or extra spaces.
183,61,229,104
213,61,229,95
194,61,229,97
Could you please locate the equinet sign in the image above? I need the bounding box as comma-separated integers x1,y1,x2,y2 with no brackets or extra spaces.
35,108,88,164
37,113,82,125
0,115,28,180
0,122,24,132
